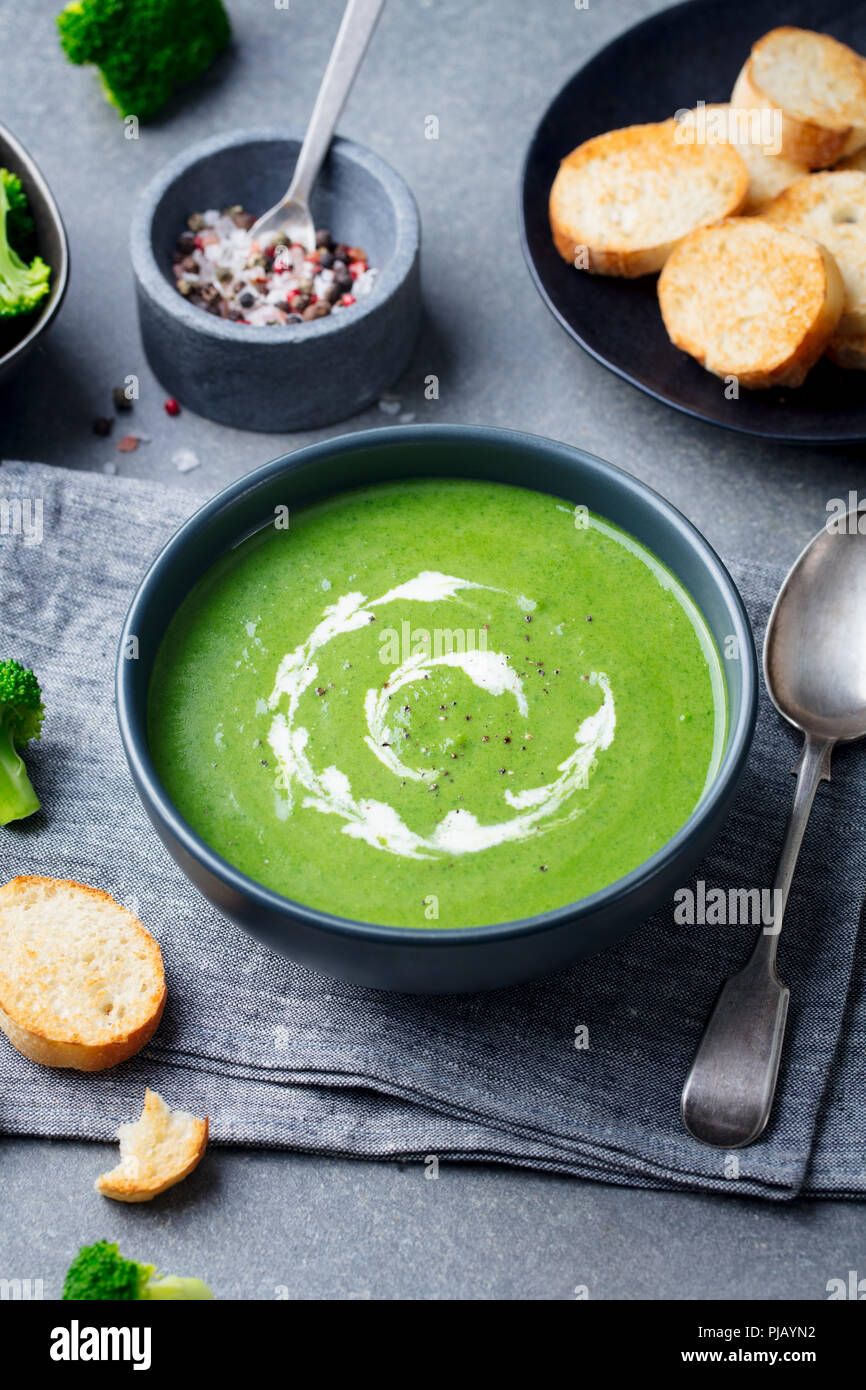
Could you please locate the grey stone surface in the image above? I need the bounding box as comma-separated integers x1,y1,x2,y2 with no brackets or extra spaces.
1,1140,863,1302
0,0,864,1300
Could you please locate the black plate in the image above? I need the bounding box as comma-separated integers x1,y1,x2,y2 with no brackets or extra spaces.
520,0,866,444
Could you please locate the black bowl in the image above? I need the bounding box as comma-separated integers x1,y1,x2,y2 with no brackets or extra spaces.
116,425,758,993
0,122,69,389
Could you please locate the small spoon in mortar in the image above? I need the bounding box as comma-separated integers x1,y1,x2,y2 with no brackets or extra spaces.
681,501,866,1149
250,0,385,252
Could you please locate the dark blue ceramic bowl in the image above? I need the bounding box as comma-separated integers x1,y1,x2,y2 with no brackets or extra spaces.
116,425,757,993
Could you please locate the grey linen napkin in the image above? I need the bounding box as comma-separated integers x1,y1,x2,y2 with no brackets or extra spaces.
0,459,864,1201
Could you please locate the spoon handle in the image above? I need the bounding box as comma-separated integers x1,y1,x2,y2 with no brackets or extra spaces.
681,732,833,1149
287,0,385,207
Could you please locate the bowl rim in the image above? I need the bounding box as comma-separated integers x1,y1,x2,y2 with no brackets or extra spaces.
129,126,420,346
0,120,70,369
117,423,758,946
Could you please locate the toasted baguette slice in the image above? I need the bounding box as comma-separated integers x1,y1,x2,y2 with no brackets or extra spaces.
836,148,866,174
731,28,866,168
658,218,844,389
0,877,166,1071
549,120,748,277
96,1089,208,1203
763,171,866,335
827,332,866,369
676,104,809,213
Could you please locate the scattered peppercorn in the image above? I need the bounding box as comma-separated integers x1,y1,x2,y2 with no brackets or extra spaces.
93,417,113,436
112,386,132,412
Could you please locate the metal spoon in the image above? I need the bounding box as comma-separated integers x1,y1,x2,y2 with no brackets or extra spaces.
249,0,385,252
681,501,866,1149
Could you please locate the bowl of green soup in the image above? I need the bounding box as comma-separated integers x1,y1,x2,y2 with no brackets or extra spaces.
117,425,757,993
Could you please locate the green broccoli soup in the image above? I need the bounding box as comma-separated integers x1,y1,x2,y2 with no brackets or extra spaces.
148,478,726,928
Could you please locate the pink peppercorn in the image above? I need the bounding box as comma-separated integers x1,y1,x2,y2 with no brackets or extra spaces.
164,398,181,416
341,293,356,307
348,260,367,279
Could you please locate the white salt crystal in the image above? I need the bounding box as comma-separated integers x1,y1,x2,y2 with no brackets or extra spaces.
173,448,200,473
355,267,379,297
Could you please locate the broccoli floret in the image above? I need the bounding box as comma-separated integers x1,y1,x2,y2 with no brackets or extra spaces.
57,0,232,122
0,170,35,258
0,176,51,320
63,1240,214,1301
0,660,44,826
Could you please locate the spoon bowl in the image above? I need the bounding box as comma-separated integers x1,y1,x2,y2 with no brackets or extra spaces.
764,506,866,742
252,195,315,256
